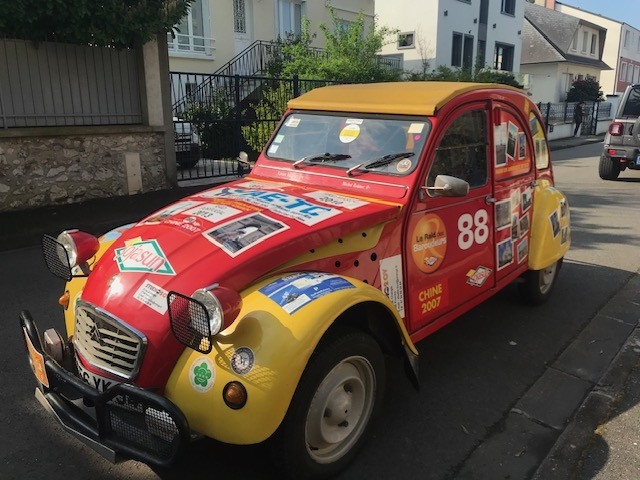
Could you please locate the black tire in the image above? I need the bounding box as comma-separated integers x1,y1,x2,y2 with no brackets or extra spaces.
270,328,385,480
518,259,562,305
599,155,621,180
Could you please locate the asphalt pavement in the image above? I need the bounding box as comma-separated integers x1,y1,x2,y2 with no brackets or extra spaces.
5,133,639,480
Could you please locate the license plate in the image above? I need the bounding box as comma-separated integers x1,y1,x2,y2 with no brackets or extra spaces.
76,356,118,392
23,328,49,388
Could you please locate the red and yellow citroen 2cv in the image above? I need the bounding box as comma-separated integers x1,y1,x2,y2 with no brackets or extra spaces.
21,82,569,479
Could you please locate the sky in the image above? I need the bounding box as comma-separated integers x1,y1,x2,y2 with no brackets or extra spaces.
559,0,640,30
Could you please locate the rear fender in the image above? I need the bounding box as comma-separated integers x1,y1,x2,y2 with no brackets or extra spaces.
164,272,417,445
528,182,570,270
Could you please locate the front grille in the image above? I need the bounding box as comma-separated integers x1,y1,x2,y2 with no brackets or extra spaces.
74,300,146,379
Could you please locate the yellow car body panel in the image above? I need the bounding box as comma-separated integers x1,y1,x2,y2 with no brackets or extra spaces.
528,181,571,270
164,273,416,444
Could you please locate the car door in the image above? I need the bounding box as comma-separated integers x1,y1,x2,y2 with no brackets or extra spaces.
491,102,536,284
405,103,495,334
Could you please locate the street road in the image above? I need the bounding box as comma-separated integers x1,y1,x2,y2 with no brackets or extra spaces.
2,142,640,480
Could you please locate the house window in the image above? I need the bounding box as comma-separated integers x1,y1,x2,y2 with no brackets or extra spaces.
398,32,415,49
277,0,303,38
635,65,640,83
637,36,640,52
171,0,211,54
624,30,630,48
590,34,597,55
571,31,578,51
494,43,514,71
233,0,247,34
620,62,628,82
501,0,515,15
452,33,474,68
581,31,588,53
628,64,635,82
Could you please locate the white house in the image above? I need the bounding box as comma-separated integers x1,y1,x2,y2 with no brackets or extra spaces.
168,0,375,75
548,0,640,95
520,2,610,103
376,0,524,75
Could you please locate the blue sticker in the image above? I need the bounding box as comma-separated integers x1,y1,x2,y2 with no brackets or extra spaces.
260,273,354,314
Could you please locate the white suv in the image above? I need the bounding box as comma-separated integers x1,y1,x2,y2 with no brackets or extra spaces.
599,84,640,180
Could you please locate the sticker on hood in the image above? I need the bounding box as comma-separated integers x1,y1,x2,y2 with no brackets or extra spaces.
114,239,175,275
203,212,289,257
198,186,341,226
304,191,368,210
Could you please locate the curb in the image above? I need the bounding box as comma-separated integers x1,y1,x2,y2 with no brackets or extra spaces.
453,272,640,480
532,272,640,479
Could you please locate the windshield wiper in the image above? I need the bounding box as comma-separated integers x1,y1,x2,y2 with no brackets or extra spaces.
346,152,415,176
364,151,415,169
293,152,351,168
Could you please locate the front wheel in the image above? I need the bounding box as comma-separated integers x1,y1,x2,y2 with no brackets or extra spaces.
270,328,385,480
518,259,562,305
599,155,621,180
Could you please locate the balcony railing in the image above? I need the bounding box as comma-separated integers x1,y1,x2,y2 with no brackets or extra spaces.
168,33,215,56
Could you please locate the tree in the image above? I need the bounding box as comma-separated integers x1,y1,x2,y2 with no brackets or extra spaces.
566,77,604,102
269,8,402,83
0,0,193,48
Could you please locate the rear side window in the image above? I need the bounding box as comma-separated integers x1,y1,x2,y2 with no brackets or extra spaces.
528,113,549,170
621,87,640,117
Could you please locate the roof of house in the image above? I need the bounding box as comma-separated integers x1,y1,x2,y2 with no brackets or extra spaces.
287,82,524,116
522,3,611,70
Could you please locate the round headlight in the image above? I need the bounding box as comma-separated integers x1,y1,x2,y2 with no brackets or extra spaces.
56,231,78,267
191,289,224,335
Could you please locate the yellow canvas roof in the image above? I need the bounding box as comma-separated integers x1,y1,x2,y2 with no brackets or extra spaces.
287,81,523,116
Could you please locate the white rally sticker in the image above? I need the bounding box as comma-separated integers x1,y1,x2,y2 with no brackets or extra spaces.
380,255,405,318
133,280,169,314
304,191,368,210
182,203,242,223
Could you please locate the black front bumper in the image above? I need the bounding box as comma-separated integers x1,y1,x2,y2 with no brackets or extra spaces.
20,310,190,468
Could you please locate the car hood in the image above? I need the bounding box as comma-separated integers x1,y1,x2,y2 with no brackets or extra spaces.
79,179,402,386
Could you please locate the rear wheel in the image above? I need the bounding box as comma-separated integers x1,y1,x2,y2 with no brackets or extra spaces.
270,329,385,480
599,155,621,180
518,259,562,305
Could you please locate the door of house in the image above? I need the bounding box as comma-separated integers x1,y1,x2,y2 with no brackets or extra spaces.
233,0,253,70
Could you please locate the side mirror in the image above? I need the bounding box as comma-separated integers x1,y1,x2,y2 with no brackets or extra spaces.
423,175,470,197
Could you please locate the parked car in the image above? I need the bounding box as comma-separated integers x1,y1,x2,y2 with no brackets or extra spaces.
174,116,201,169
21,82,570,479
599,84,640,180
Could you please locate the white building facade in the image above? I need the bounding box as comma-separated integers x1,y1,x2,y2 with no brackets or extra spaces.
376,0,524,74
169,0,375,75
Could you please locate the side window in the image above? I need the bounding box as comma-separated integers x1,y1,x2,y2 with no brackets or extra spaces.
427,110,487,192
528,112,549,170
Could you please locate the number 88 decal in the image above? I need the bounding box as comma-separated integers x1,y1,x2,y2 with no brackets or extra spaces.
458,209,489,250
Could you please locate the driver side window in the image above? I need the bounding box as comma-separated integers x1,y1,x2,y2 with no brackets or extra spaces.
427,110,488,192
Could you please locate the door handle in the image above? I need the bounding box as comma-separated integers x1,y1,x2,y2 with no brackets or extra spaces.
485,196,496,205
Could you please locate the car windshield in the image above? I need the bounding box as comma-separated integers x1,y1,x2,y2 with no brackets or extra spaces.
265,112,431,176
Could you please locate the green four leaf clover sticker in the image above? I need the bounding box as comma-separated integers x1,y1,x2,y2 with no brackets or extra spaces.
190,358,215,392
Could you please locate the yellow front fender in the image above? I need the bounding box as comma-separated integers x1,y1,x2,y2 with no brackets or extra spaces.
528,182,570,270
164,272,417,445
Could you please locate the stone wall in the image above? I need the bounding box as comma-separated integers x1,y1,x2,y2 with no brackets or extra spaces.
0,126,170,212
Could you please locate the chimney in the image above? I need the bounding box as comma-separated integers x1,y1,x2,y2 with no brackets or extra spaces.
545,0,556,8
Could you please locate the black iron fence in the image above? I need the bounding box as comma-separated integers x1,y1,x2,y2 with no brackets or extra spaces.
170,73,343,181
537,100,612,135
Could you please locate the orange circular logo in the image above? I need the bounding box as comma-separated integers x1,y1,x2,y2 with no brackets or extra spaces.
411,213,447,273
